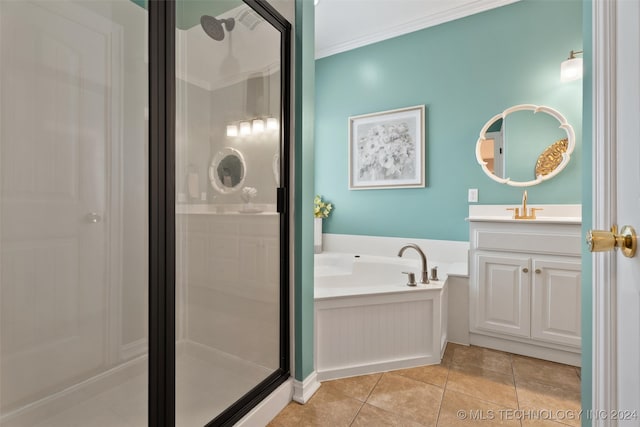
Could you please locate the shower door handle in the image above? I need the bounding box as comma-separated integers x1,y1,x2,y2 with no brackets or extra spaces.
86,212,102,223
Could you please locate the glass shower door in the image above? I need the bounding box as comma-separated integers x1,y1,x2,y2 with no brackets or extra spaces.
0,1,148,425
175,0,286,424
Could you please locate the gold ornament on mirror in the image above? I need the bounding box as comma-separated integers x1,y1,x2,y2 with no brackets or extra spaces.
535,138,569,177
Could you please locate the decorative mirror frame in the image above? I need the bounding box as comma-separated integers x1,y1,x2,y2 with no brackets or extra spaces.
272,152,280,186
475,104,576,187
208,147,247,194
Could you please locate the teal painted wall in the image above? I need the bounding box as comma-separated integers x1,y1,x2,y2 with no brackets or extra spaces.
294,0,315,381
581,0,592,423
315,0,583,242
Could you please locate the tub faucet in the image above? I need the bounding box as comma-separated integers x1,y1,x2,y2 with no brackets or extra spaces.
397,243,429,284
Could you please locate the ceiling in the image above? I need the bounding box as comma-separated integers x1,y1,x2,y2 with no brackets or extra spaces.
314,0,520,59
178,4,280,91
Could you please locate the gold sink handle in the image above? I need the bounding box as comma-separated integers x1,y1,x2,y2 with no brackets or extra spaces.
506,207,520,218
587,225,637,258
506,206,543,220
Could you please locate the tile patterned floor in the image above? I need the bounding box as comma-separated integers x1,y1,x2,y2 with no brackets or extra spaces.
269,344,582,427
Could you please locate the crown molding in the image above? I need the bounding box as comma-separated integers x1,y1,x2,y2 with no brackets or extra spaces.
315,0,520,59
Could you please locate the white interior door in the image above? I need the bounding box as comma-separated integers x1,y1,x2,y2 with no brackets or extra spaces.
593,0,640,423
614,0,640,420
0,1,113,411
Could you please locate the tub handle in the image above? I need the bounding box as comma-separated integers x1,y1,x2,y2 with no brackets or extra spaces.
402,271,417,286
430,266,439,281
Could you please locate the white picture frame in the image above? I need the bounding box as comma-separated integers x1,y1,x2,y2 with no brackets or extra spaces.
349,105,426,190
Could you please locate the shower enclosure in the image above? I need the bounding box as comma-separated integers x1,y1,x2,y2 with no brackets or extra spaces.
0,0,290,425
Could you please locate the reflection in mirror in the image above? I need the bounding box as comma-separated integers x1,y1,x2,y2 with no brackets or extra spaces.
475,104,575,187
478,118,503,176
503,109,567,180
217,154,243,187
209,147,246,194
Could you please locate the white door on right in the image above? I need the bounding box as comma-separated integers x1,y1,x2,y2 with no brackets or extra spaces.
615,0,640,420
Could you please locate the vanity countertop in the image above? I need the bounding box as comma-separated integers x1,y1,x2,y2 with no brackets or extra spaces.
467,204,581,224
467,215,582,224
176,204,278,216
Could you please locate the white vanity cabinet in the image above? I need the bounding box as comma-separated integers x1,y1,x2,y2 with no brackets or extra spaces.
176,210,280,302
530,258,581,347
475,253,532,338
175,209,281,368
469,217,582,365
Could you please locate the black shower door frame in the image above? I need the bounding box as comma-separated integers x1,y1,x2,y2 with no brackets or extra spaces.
148,1,291,425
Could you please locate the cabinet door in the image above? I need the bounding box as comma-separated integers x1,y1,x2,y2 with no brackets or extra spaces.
531,258,581,347
476,254,531,337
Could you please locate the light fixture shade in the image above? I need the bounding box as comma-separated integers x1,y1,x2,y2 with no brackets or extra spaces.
266,117,279,131
226,124,238,137
252,119,265,133
561,57,583,82
239,121,251,136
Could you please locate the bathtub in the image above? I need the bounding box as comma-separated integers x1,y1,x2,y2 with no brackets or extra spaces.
314,253,448,381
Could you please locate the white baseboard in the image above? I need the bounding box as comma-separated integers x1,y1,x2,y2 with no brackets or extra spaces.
235,378,293,427
469,333,581,366
317,355,439,382
292,371,321,404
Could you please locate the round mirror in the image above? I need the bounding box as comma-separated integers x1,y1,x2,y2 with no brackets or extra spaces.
209,147,246,194
475,104,575,187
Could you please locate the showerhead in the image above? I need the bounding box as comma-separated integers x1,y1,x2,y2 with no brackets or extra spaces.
200,15,235,41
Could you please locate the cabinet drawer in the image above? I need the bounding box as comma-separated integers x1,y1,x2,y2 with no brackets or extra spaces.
474,230,581,256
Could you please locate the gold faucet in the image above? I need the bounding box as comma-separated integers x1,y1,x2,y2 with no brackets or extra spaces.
507,190,543,220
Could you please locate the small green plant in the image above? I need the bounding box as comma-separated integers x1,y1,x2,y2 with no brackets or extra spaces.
314,195,333,218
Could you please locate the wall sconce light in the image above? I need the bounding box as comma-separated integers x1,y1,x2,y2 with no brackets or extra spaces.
239,121,251,136
226,117,278,137
266,117,279,131
252,119,265,133
226,124,238,137
561,50,583,82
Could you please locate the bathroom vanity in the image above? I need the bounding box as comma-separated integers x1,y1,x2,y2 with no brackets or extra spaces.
175,205,280,369
469,104,582,366
468,205,582,366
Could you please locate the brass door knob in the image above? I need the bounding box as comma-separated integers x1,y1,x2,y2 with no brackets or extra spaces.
586,225,637,258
